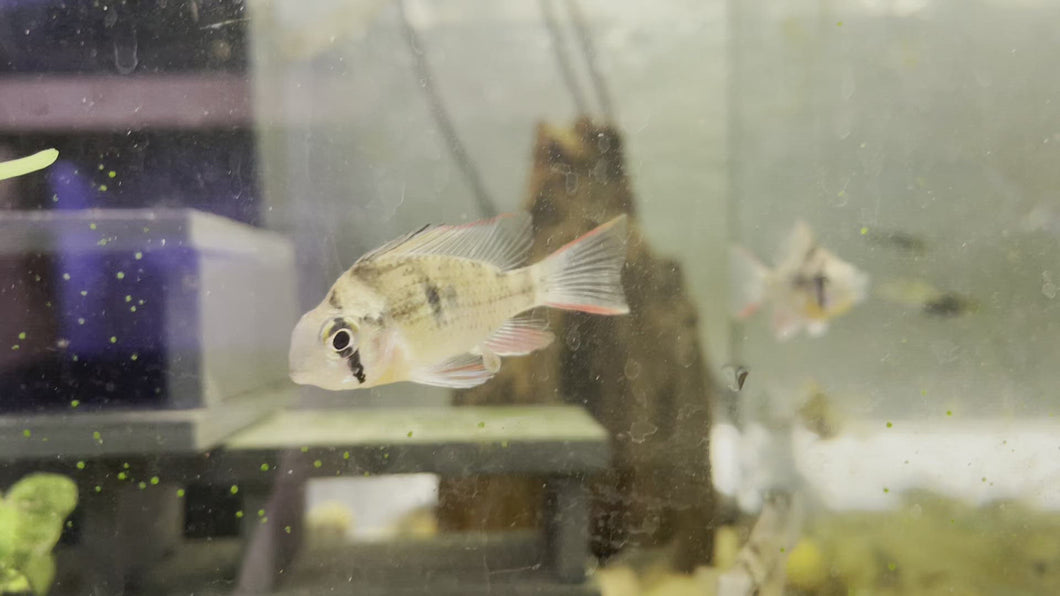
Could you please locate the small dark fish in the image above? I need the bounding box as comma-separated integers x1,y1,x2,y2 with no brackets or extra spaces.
721,364,750,392
922,292,975,318
876,278,977,317
861,227,929,255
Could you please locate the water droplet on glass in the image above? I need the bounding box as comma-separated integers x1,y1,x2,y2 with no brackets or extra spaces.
721,364,749,391
1042,271,1056,299
565,172,578,195
565,329,581,352
629,420,657,444
931,340,960,364
113,28,139,75
623,358,641,380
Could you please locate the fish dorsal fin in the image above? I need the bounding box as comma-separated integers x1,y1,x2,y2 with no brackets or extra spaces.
776,220,817,267
409,352,498,389
483,311,555,356
356,213,532,271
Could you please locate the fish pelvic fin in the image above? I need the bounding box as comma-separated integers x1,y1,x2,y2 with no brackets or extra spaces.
534,215,630,316
730,245,770,319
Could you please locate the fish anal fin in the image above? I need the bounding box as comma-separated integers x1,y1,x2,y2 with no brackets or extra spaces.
483,312,555,356
410,353,497,389
356,213,532,271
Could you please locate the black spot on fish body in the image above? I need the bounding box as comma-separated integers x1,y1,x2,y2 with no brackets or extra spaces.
327,290,341,309
424,282,443,320
813,274,828,309
348,349,366,384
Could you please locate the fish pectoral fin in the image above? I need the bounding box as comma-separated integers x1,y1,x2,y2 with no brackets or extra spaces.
483,311,555,356
410,353,498,389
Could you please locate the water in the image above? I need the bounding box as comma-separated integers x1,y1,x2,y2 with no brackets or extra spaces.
0,0,1057,594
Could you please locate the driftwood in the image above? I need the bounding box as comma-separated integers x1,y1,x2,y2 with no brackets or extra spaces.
437,118,717,571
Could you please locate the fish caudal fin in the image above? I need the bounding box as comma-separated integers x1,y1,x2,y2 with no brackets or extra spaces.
535,215,630,315
730,246,770,319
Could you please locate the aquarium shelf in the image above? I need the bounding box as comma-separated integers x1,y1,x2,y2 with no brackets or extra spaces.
136,532,599,596
0,385,292,461
206,405,611,478
0,74,252,131
29,404,610,595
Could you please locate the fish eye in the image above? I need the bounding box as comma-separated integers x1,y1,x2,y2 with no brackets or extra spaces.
330,329,351,352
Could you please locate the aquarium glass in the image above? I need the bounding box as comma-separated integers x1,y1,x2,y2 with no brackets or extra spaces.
0,0,1055,594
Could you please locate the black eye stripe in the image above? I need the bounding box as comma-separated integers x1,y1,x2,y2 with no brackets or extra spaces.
348,349,366,384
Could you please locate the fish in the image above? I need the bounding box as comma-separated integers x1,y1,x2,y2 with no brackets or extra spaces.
875,278,977,317
731,221,870,340
289,213,629,390
859,226,928,255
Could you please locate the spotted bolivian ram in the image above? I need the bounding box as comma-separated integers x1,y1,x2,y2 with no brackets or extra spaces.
289,213,629,390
